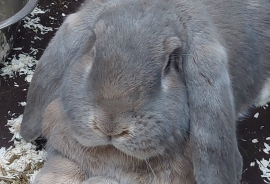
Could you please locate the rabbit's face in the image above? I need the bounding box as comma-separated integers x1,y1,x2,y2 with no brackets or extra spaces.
61,2,190,160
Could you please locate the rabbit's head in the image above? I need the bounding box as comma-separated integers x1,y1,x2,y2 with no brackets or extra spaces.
22,0,242,182
61,1,189,160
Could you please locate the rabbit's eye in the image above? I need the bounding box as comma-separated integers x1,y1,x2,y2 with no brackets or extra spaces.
164,56,172,73
164,48,182,74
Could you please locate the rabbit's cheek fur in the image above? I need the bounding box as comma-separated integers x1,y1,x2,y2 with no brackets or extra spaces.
110,86,188,159
64,112,111,147
112,98,188,159
110,118,168,159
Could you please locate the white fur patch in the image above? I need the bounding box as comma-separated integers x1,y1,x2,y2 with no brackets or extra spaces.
161,78,170,92
255,78,270,106
65,13,80,27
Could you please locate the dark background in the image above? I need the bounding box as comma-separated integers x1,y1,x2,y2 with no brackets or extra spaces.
0,0,269,183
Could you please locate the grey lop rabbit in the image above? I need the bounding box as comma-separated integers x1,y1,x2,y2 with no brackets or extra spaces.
20,0,270,183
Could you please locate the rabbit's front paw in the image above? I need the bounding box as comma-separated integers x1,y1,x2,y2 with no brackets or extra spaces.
33,151,85,184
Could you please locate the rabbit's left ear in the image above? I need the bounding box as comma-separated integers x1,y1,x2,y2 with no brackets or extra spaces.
183,35,239,183
20,12,96,141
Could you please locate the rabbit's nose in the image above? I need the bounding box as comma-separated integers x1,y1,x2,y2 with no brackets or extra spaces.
96,123,130,136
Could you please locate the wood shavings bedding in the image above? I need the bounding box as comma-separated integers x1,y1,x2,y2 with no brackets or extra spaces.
0,6,54,83
0,53,37,83
257,158,270,183
256,139,270,183
249,116,270,183
0,115,46,184
22,7,53,35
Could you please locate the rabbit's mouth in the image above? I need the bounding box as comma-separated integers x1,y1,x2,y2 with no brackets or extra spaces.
113,146,165,160
109,137,166,160
73,131,166,160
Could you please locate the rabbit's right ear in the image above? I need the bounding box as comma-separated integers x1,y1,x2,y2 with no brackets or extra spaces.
183,34,239,183
20,12,96,141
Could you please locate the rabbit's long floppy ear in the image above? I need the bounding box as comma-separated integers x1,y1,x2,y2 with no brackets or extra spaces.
20,12,96,141
184,36,239,183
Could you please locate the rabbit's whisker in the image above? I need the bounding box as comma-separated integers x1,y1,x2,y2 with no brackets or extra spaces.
144,158,157,179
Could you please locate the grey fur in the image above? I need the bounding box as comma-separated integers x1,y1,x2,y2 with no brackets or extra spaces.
20,0,270,183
